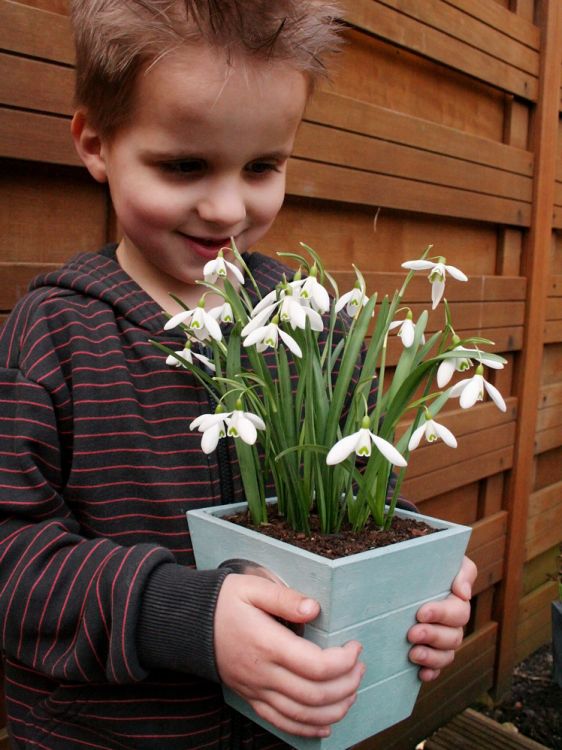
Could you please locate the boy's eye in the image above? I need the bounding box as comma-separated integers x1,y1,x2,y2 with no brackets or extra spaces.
162,159,206,175
246,161,281,176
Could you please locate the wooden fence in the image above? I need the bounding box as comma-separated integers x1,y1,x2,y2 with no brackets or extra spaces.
1,0,561,748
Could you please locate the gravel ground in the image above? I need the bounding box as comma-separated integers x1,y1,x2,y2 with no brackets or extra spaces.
472,644,562,749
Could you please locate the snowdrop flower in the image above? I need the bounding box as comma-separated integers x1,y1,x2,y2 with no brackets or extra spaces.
208,301,234,324
190,409,230,454
226,407,266,446
279,291,323,332
449,365,507,412
389,311,416,348
326,416,407,467
437,345,503,388
335,281,369,318
164,300,223,342
298,267,331,314
203,250,244,285
408,413,457,451
243,316,302,357
401,257,468,309
165,342,216,372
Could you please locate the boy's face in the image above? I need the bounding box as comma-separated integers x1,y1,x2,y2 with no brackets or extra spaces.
78,45,308,306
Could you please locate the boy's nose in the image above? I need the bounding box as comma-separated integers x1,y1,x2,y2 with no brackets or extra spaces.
196,180,247,228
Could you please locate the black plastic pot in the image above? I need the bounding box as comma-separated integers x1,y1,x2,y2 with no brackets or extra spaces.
552,599,562,688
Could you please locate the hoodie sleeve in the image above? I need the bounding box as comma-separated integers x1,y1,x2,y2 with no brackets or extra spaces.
0,292,229,685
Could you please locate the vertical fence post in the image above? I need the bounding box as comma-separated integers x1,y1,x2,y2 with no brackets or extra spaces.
495,0,562,696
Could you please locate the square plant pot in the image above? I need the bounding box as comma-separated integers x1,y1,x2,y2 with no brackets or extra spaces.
552,600,562,688
187,502,471,750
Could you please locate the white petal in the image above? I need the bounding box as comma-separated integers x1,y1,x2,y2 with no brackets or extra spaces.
408,424,426,451
241,303,277,336
388,320,403,331
243,412,266,431
334,290,353,313
370,434,407,467
192,351,216,371
236,415,258,445
448,378,471,397
437,359,456,388
310,282,330,313
251,290,279,317
225,260,245,284
278,328,303,358
190,412,228,432
484,380,507,412
431,279,445,309
326,433,360,465
445,264,468,282
203,258,219,280
304,307,324,332
280,297,306,329
402,260,436,271
164,310,192,330
201,423,221,453
433,422,458,448
401,320,415,348
478,355,504,370
243,325,270,348
459,376,483,409
202,311,223,341
355,428,373,457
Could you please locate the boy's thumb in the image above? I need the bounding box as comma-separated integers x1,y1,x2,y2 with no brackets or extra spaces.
222,560,320,624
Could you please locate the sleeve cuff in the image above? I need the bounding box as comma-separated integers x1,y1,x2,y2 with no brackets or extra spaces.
136,562,231,682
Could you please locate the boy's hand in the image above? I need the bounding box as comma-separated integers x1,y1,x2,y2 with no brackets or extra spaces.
214,574,364,738
407,555,477,681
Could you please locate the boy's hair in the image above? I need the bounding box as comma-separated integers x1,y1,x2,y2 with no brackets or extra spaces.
71,0,343,138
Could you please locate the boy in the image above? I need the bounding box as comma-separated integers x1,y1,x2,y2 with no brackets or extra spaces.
0,2,476,748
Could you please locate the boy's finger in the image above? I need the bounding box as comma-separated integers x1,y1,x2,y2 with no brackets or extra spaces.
414,594,471,627
244,576,321,623
451,556,477,600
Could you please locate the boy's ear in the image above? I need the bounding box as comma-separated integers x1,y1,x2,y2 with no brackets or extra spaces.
71,110,109,183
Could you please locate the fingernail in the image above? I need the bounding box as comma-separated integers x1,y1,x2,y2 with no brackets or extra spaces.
298,598,317,616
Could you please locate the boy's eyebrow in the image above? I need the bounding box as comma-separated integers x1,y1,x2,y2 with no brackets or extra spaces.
143,149,292,161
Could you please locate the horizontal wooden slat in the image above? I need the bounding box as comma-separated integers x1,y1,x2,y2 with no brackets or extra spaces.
547,296,562,320
539,381,562,409
544,320,562,343
526,504,562,561
0,107,79,165
287,158,532,226
402,445,513,502
534,423,562,454
306,91,534,177
405,422,515,482
294,122,533,202
549,275,562,296
528,480,562,517
443,0,539,50
0,52,74,115
344,0,539,100
0,0,74,65
536,403,562,432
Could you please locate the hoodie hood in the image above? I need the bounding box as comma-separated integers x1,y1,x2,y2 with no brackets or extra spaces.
28,244,170,335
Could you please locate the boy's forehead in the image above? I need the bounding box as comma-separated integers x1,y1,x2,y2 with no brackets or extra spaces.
131,43,308,131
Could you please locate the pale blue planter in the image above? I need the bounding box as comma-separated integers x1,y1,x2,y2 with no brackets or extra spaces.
187,502,471,750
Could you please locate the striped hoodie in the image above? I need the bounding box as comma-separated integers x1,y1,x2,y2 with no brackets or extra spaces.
0,245,291,750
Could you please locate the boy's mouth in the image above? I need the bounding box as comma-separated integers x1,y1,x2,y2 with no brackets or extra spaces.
179,233,232,260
